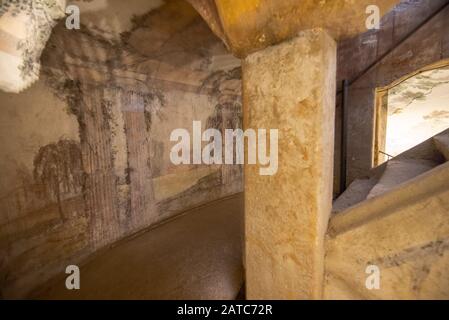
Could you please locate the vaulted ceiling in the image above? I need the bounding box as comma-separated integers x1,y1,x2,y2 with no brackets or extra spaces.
187,0,400,57
0,0,400,92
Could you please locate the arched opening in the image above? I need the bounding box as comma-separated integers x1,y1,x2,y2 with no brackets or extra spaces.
374,59,449,166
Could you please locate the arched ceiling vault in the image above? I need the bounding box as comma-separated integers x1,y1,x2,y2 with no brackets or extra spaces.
187,0,401,58
0,0,400,93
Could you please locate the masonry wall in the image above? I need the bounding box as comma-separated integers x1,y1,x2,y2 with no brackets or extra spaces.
334,0,449,196
0,1,242,298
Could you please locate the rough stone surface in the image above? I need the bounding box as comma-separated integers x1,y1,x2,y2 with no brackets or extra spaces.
243,29,336,299
367,159,438,199
333,130,448,214
214,0,399,57
325,162,449,300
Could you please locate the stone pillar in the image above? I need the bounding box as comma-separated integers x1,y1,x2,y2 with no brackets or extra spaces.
242,29,336,300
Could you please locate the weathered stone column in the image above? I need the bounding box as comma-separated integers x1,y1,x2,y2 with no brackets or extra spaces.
243,29,336,300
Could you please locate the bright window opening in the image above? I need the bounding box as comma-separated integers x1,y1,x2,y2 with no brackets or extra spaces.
374,63,449,165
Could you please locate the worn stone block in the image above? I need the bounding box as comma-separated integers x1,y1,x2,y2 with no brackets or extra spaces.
243,29,336,299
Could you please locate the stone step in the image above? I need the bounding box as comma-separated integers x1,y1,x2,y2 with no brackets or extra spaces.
326,162,449,300
332,177,378,214
333,159,440,214
367,159,438,199
433,132,449,161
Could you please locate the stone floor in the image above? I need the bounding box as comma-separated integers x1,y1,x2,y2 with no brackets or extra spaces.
31,194,244,300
